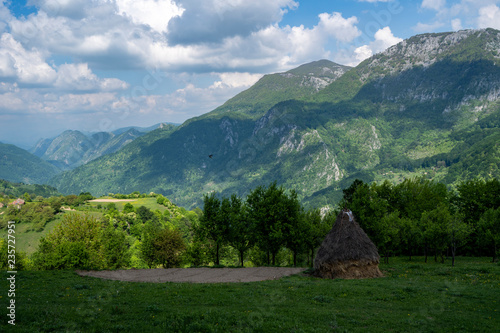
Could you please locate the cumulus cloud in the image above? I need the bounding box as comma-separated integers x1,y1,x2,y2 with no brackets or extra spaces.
478,4,500,29
353,27,402,64
0,33,56,84
166,0,298,45
451,18,463,30
55,63,129,91
1,0,370,145
317,12,361,43
113,0,184,33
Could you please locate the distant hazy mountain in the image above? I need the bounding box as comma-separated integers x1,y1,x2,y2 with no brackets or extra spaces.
30,124,173,170
0,142,60,184
51,29,500,209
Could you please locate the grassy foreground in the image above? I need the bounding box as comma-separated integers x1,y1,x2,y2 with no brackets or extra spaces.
1,257,499,332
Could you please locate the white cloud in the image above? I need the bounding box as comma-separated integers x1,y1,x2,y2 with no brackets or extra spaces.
113,0,184,34
478,4,500,29
166,0,298,45
451,18,463,30
317,12,361,43
210,72,263,89
352,27,402,65
0,33,57,84
55,63,129,91
422,0,446,11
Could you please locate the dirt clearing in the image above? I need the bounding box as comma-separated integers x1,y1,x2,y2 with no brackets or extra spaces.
76,267,306,283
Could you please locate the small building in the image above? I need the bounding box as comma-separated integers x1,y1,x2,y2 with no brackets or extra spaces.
0,202,4,208
9,198,25,209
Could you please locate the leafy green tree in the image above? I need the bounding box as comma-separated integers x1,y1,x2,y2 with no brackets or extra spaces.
398,217,421,261
477,207,500,262
392,178,449,221
282,190,305,267
107,202,117,212
340,179,365,208
347,182,389,244
246,181,298,266
197,193,228,265
225,195,253,267
140,221,161,268
448,214,472,266
456,178,500,224
136,205,155,223
420,205,452,263
152,228,186,268
32,214,107,270
377,211,402,263
123,203,135,214
102,225,131,269
303,209,333,266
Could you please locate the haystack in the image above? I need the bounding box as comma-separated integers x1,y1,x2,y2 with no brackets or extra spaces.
314,209,383,279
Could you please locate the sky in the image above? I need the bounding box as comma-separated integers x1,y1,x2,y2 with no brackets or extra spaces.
1,0,500,148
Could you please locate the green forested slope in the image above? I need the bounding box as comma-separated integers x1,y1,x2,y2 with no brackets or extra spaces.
0,143,61,184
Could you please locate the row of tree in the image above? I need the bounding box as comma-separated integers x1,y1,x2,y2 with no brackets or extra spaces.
196,182,332,267
340,177,500,264
3,177,499,271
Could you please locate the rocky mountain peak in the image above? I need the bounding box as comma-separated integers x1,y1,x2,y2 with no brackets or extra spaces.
359,28,500,80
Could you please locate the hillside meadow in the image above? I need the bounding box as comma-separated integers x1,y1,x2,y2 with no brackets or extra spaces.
0,257,498,332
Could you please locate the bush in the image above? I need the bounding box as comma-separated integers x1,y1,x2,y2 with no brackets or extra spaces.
31,213,130,270
153,228,186,268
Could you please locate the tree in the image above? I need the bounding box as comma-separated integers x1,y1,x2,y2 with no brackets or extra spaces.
197,193,228,265
246,181,298,266
32,214,107,270
123,203,135,214
140,221,161,268
448,214,471,266
153,228,186,268
392,178,449,221
420,205,452,263
377,211,401,263
282,190,306,267
303,209,332,266
225,195,253,267
398,217,421,261
340,179,365,208
102,225,131,269
477,208,500,262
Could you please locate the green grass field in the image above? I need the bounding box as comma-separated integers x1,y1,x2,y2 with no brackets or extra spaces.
1,257,498,332
87,197,168,213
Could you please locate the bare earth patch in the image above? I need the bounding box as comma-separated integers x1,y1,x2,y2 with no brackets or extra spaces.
76,267,306,283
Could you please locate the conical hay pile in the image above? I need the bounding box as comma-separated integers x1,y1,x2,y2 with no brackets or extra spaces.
314,209,383,279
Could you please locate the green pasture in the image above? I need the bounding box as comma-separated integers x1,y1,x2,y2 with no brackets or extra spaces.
87,197,168,212
1,257,498,332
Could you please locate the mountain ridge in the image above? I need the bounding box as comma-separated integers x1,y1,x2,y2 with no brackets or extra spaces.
30,123,174,170
50,29,500,209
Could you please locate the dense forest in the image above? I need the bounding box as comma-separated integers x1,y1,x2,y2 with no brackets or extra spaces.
1,177,499,271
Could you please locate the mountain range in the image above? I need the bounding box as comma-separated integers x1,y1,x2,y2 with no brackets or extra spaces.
5,29,500,209
29,123,175,171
